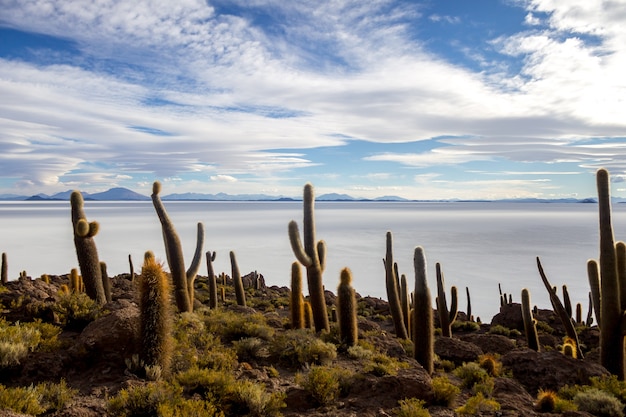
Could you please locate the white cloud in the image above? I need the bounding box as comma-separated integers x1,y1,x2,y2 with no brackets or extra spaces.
210,174,238,182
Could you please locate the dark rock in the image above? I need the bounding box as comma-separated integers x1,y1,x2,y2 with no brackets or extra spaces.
435,337,483,365
491,303,524,331
460,333,517,355
501,350,609,395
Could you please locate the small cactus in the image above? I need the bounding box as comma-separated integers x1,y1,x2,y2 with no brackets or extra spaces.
1,252,7,284
100,262,112,303
521,288,540,351
303,301,313,329
230,251,246,307
436,263,458,338
290,262,305,329
206,251,218,309
336,267,358,347
70,268,81,293
139,251,173,376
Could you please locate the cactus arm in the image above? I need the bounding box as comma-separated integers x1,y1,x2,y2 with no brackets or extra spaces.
288,221,312,267
413,246,434,374
384,231,408,339
400,274,410,332
449,286,458,324
537,257,584,359
521,288,540,351
151,181,191,313
562,285,573,319
185,222,205,307
617,242,626,311
317,240,326,272
1,252,7,284
466,286,472,321
588,259,601,328
586,291,595,326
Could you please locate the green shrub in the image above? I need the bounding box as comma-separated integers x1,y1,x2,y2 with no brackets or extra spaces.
232,337,269,363
269,329,337,368
455,392,500,415
431,375,460,407
296,365,354,406
590,375,626,403
573,388,624,417
453,362,490,389
487,325,520,337
0,319,43,367
436,358,456,372
157,398,222,417
108,381,182,417
0,384,45,415
393,397,431,417
452,321,481,332
347,345,374,361
232,380,286,417
53,292,101,328
200,309,274,342
38,379,78,411
363,352,409,377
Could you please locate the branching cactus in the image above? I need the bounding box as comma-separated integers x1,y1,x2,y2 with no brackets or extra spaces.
383,231,408,339
595,168,624,378
435,263,458,338
230,251,246,307
290,262,305,329
413,246,434,374
139,251,173,376
151,181,205,312
70,191,107,305
537,257,584,359
206,251,218,309
521,288,539,351
288,183,329,332
337,267,358,347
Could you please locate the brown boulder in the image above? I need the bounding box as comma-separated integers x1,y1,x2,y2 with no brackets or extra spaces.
491,303,524,331
501,350,609,395
435,337,483,365
460,333,517,355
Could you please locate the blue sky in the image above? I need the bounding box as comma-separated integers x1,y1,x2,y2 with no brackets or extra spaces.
1,0,625,200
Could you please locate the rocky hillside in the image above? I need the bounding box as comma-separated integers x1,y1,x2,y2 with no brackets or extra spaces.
0,271,620,417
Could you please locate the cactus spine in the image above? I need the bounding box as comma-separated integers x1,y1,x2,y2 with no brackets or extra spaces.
230,251,246,307
139,251,173,375
290,262,305,329
435,263,457,337
151,181,204,313
336,267,358,347
288,183,329,332
206,251,218,309
596,168,624,378
521,288,539,351
383,231,408,339
413,246,434,374
1,252,7,284
70,191,106,304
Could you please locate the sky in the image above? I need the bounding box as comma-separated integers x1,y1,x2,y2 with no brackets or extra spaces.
1,0,626,200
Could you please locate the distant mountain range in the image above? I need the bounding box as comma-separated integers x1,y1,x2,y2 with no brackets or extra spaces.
0,187,622,203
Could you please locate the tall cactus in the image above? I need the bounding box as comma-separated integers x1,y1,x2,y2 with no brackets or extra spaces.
151,181,204,312
290,262,305,329
587,259,601,327
596,168,624,378
435,263,458,337
1,252,7,284
100,261,112,303
400,274,410,333
383,231,409,339
466,286,472,321
288,183,329,332
337,267,358,347
70,191,106,305
413,246,434,374
521,288,539,351
230,251,246,307
206,251,218,309
139,251,173,376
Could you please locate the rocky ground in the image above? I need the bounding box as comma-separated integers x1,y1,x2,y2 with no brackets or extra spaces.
0,271,614,417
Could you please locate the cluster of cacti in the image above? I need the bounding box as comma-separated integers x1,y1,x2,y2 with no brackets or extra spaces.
139,251,173,375
230,251,246,307
288,183,328,332
70,190,107,305
336,267,358,347
590,168,625,378
413,246,434,374
383,231,409,339
435,263,458,338
1,252,7,284
206,251,218,309
151,181,205,313
537,257,583,358
521,288,539,351
290,262,305,329
498,283,512,306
